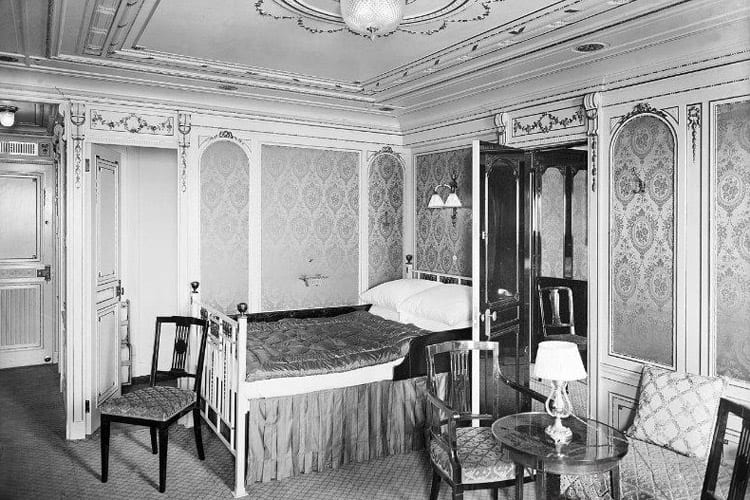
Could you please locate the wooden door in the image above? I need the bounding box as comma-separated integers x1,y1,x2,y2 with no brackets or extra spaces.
474,140,531,415
89,145,121,432
0,163,55,368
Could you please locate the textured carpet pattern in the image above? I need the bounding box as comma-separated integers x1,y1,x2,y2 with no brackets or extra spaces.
0,364,536,500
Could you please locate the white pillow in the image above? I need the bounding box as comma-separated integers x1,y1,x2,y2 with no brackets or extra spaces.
367,304,401,322
360,278,442,311
399,312,472,332
397,284,472,327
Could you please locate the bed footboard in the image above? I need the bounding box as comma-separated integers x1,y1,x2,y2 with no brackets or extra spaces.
190,283,248,498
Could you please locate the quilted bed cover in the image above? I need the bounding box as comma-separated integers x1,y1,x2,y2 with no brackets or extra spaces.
244,311,428,382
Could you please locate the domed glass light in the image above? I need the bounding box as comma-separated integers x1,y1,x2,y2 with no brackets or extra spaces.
341,0,404,38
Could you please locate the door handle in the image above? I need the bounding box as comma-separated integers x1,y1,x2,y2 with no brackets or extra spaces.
37,265,51,282
484,308,497,339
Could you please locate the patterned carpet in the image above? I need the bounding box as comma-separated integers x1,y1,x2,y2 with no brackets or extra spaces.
0,364,536,500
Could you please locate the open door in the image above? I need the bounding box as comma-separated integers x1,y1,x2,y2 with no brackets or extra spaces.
474,140,531,415
88,145,122,433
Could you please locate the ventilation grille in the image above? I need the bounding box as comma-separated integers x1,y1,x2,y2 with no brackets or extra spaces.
0,141,38,156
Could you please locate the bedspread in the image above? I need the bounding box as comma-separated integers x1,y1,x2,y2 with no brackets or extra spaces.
245,311,428,382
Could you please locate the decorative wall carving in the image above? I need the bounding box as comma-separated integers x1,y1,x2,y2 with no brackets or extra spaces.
494,112,508,145
177,113,191,193
260,145,359,310
687,104,702,162
200,141,250,313
368,148,404,288
90,109,174,136
69,102,86,189
415,148,472,276
610,113,675,366
713,99,750,382
584,92,601,192
512,106,585,138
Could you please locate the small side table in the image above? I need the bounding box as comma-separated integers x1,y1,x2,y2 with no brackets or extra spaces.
492,412,628,500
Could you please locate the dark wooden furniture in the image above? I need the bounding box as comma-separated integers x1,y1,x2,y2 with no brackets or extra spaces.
100,316,209,493
492,412,628,500
425,341,541,500
702,397,750,500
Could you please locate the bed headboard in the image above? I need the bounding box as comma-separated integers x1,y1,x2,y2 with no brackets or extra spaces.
404,255,472,286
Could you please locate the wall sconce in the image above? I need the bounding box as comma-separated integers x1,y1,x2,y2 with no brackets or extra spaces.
428,172,462,227
0,105,18,127
629,166,646,195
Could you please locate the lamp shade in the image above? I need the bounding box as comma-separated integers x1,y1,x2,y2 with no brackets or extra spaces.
444,192,462,208
428,192,445,208
533,341,586,381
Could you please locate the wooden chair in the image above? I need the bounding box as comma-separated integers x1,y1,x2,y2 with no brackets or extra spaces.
702,397,750,500
537,284,587,350
100,316,209,493
426,340,535,500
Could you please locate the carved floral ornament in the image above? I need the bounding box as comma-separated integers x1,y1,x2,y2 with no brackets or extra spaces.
512,107,585,137
90,109,174,136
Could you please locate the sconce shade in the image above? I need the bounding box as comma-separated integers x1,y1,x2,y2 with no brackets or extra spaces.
0,105,17,127
428,192,445,208
534,341,587,381
444,192,462,208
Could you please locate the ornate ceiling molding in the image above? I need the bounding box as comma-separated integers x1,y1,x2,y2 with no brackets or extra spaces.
254,0,500,38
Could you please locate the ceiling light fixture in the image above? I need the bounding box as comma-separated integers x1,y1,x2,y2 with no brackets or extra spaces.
341,0,403,39
0,105,18,127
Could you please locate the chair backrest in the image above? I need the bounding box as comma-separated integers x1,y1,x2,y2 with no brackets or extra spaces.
149,316,209,395
702,397,750,500
426,340,502,418
538,285,575,336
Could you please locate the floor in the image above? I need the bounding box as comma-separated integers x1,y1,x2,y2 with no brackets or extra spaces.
0,364,538,500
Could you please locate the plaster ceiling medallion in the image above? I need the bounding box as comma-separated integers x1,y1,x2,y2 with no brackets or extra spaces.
254,0,502,38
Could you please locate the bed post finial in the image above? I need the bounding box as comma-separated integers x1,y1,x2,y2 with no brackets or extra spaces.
190,281,199,293
237,302,248,316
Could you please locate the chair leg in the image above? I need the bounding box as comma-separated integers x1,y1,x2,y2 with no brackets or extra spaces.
491,487,499,500
100,417,110,483
158,426,169,493
193,408,205,460
150,427,158,454
429,471,441,500
452,485,464,500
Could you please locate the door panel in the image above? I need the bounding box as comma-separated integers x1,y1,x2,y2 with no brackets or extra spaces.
475,141,530,415
89,146,121,433
0,167,55,369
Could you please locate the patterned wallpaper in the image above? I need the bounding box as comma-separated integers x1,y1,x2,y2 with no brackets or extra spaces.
540,168,565,277
610,115,675,366
200,141,249,313
415,148,472,276
260,145,359,310
539,168,588,280
572,170,588,280
713,100,750,382
368,153,404,288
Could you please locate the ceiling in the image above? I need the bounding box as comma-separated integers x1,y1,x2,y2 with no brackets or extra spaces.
0,0,746,115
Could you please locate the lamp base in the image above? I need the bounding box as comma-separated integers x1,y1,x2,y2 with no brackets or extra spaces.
545,416,573,444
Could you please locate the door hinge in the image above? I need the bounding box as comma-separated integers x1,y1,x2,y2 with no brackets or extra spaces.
37,265,51,282
481,230,487,240
85,158,90,172
85,400,90,413
116,281,124,298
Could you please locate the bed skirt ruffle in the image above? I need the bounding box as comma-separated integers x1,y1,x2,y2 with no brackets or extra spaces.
246,376,427,483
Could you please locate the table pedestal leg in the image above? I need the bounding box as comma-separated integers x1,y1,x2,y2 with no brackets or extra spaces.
535,471,562,500
610,465,621,500
515,464,524,500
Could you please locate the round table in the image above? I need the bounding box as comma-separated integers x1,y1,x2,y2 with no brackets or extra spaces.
492,412,629,500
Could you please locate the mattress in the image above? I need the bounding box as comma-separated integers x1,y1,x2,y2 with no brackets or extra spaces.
244,310,428,383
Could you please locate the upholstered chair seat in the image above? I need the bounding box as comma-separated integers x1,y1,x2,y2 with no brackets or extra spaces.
429,427,520,484
100,386,196,422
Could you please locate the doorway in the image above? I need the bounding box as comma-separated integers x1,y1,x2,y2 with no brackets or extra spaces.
474,141,590,417
86,144,178,434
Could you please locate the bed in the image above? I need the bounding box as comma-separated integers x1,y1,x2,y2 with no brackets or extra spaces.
189,266,473,497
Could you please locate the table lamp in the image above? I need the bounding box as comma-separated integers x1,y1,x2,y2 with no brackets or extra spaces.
533,341,587,444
